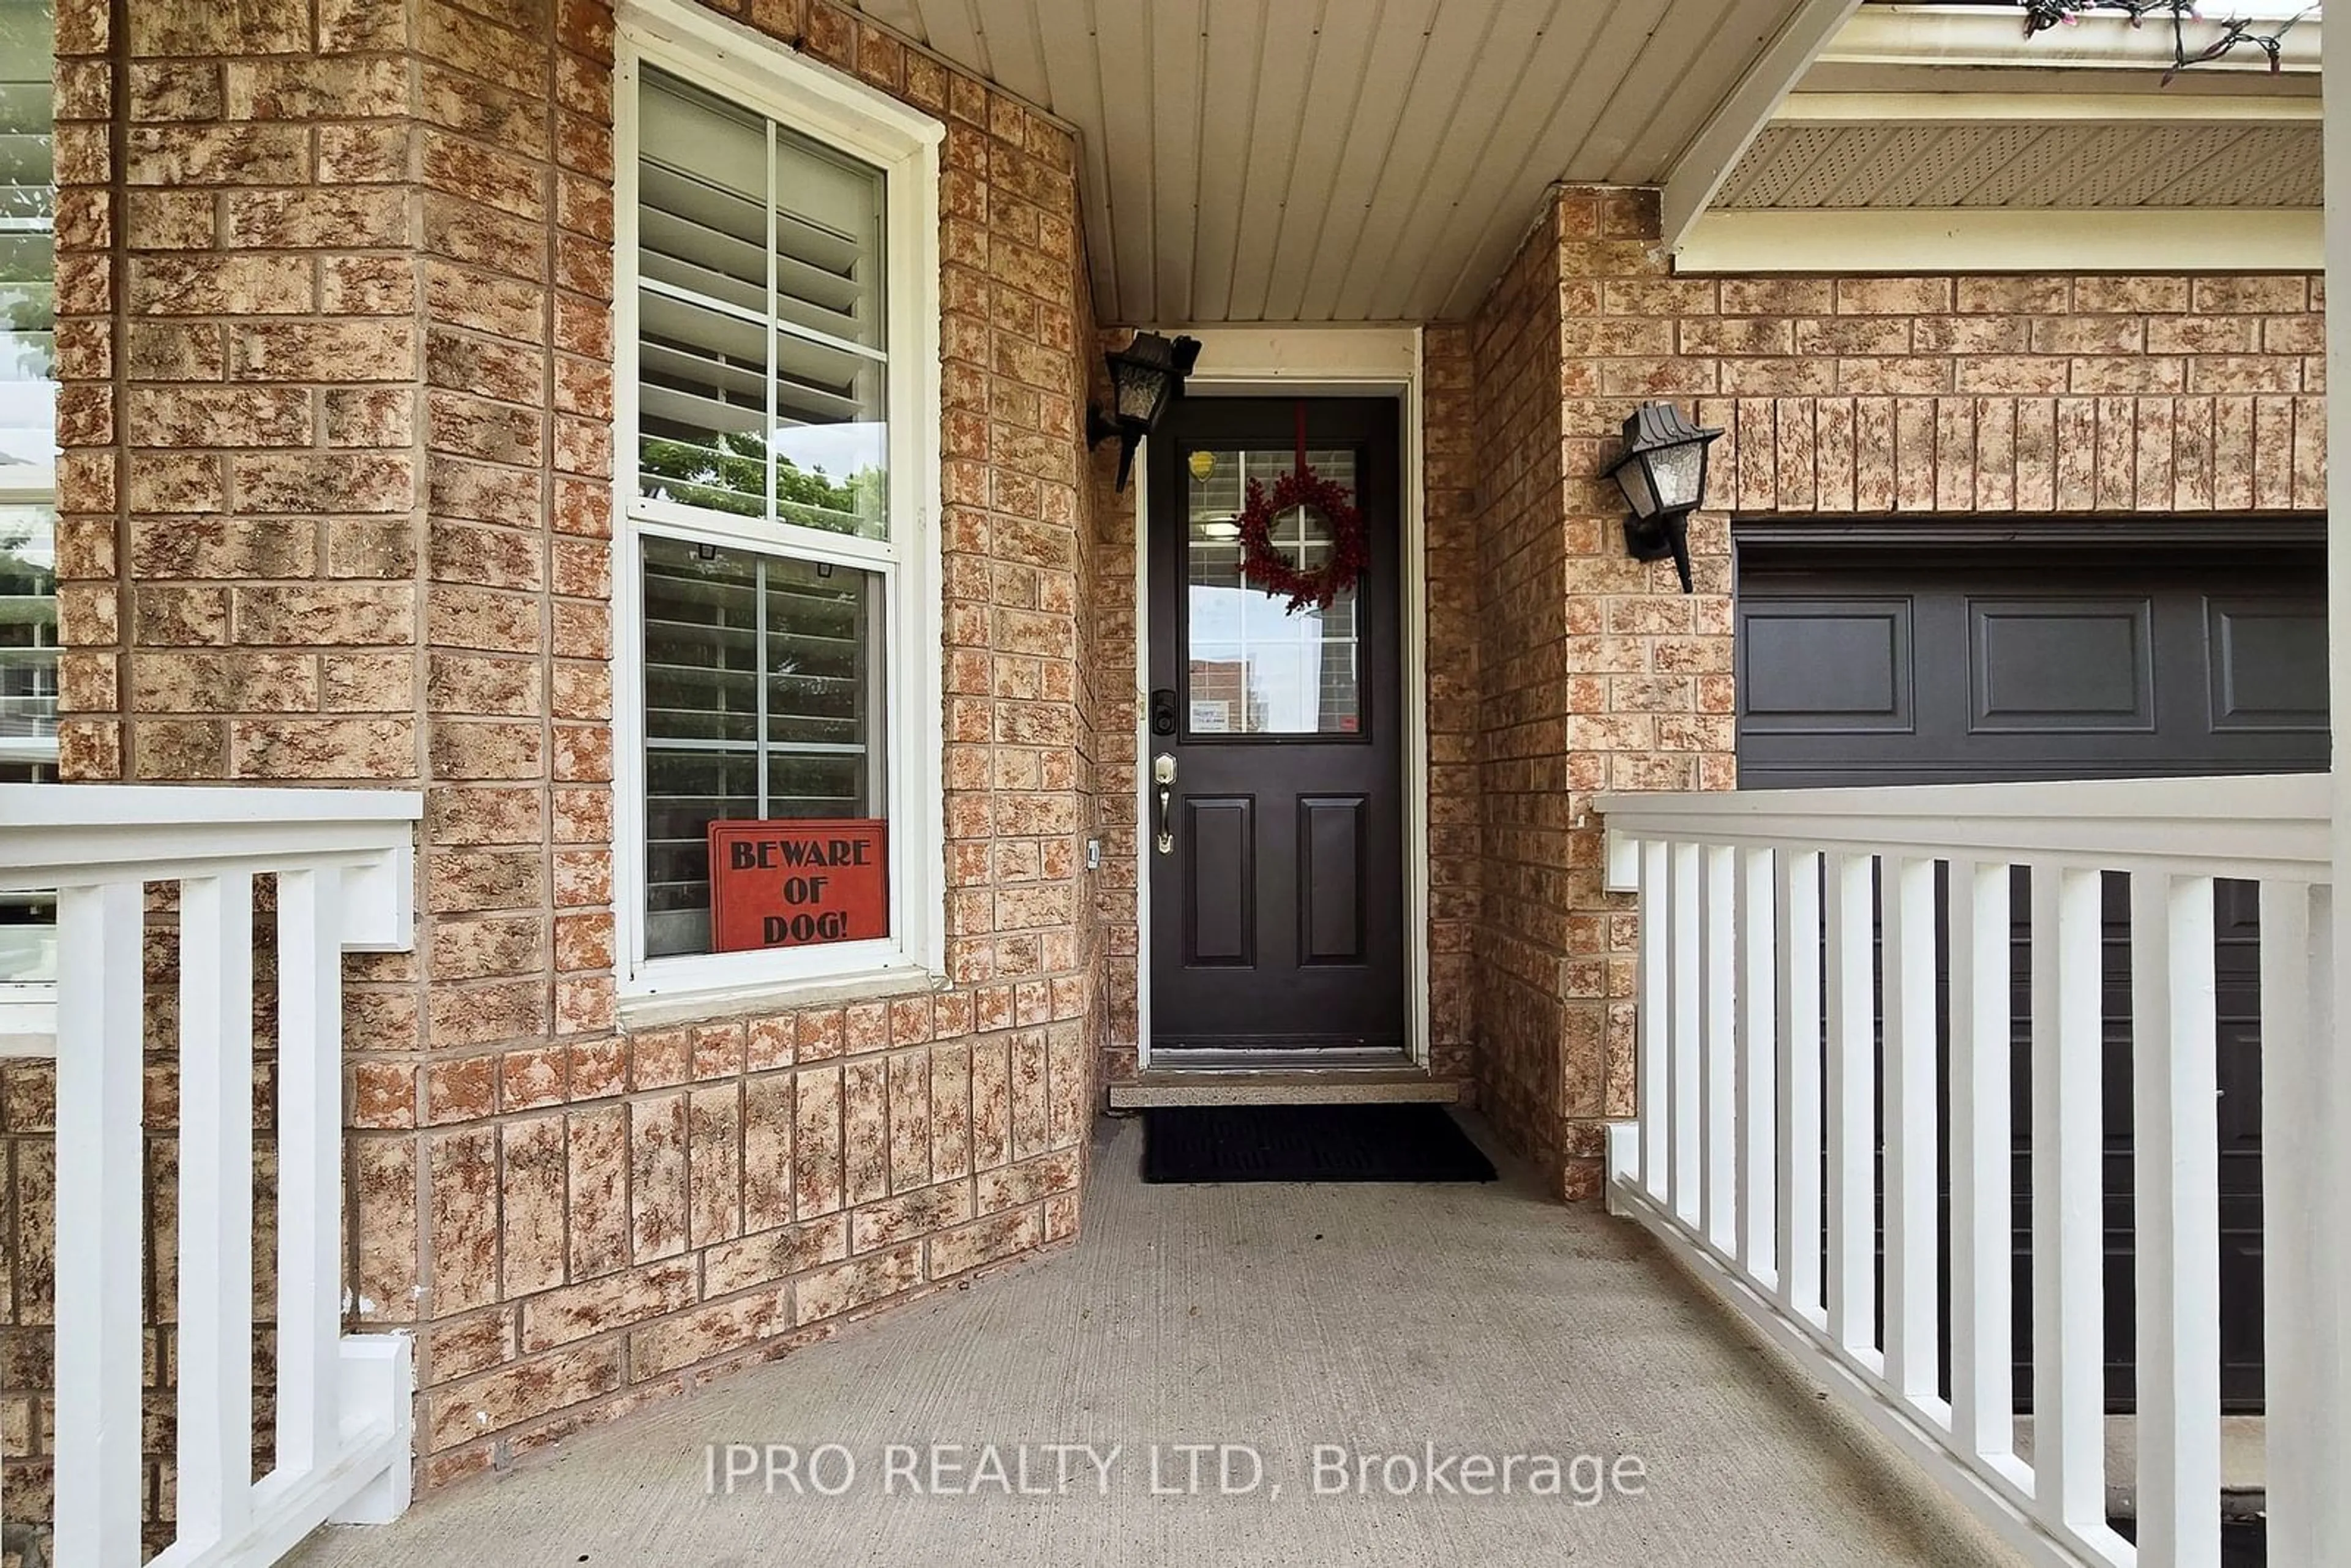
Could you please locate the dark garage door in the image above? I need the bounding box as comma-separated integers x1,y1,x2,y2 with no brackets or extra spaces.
1735,529,2328,1413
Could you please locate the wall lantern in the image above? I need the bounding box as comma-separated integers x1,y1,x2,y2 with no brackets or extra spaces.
1607,400,1722,594
1087,331,1202,492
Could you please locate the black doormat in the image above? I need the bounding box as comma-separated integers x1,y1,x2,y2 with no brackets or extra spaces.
1141,1103,1498,1184
2110,1515,2265,1566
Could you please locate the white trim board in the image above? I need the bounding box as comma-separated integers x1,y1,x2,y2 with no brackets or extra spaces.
1823,5,2321,73
1660,0,1865,252
1775,91,2322,124
1130,325,1431,1073
1674,207,2322,274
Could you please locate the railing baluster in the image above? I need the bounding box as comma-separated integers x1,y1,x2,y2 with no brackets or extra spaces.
1775,849,1823,1325
1824,850,1876,1359
1948,859,2015,1468
1736,846,1777,1280
1701,844,1737,1250
1637,840,1668,1196
2131,869,2220,1567
1882,854,1940,1408
51,880,147,1568
2031,866,2107,1536
277,866,345,1479
1670,841,1701,1223
2259,879,2341,1568
178,871,258,1549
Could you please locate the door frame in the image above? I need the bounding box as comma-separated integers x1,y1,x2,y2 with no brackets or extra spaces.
1130,326,1431,1071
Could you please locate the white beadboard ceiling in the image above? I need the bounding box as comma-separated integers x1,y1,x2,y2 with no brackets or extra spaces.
845,0,1826,323
1719,119,2322,209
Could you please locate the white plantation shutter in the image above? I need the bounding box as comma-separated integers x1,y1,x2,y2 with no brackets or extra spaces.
0,0,53,1003
639,537,883,958
635,67,888,539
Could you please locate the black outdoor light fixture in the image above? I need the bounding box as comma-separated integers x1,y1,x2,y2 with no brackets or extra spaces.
1607,400,1723,595
1087,330,1202,492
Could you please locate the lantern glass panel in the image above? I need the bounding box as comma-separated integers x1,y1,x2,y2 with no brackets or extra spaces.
1113,361,1165,424
1615,452,1660,519
1648,441,1706,512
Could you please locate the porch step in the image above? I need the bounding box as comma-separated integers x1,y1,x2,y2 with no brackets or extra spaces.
1108,1068,1461,1108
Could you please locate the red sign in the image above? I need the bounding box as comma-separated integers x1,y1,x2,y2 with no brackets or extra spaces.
707,819,890,952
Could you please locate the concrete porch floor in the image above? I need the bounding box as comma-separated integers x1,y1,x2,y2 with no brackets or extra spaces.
293,1112,2020,1567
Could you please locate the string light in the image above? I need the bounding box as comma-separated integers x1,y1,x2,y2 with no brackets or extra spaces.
2019,2,2317,77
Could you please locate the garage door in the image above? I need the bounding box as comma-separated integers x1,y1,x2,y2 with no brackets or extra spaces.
1735,530,2328,1414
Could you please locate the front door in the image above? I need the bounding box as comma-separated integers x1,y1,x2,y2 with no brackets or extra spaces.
1146,397,1405,1056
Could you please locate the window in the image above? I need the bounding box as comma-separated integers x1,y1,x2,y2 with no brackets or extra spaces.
616,5,943,1002
0,0,54,1036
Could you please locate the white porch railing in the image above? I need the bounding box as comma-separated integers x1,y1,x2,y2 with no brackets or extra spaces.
1595,773,2335,1568
0,784,422,1567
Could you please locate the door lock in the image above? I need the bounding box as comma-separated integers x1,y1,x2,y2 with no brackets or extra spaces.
1153,753,1176,854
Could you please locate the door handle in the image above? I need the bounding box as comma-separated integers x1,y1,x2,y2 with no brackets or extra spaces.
1153,753,1176,854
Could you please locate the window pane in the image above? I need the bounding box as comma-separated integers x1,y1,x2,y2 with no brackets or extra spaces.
640,536,885,958
0,0,51,468
0,0,49,992
1184,446,1363,737
636,68,888,541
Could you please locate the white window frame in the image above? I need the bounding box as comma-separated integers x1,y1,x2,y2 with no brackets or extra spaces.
0,464,58,1046
613,1,945,1008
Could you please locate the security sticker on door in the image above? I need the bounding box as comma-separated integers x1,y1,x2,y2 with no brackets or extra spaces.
1189,700,1231,733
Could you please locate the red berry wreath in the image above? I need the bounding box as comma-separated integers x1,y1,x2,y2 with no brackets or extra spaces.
1236,467,1368,613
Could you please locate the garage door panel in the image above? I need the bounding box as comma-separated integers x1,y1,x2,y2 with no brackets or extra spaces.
1739,596,1914,735
2208,595,2328,732
1968,597,2154,733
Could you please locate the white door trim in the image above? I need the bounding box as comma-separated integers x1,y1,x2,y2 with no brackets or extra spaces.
1129,326,1430,1073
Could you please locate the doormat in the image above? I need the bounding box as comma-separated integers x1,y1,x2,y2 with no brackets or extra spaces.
2110,1515,2264,1567
1141,1103,1498,1184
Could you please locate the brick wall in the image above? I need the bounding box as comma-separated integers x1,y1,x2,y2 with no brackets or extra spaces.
1422,328,1480,1082
1464,204,1576,1180
1466,183,2328,1198
22,0,1114,1523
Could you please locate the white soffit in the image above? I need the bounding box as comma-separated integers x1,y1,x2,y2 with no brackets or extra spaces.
1670,6,2327,268
845,0,1832,323
1715,115,2323,209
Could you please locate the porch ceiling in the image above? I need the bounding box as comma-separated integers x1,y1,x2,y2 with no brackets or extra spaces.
846,0,1832,323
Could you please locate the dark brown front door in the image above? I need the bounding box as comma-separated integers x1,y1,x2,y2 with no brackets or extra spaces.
1146,397,1405,1054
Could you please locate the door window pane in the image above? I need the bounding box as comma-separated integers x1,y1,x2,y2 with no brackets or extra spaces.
640,536,885,958
636,67,888,540
1184,445,1362,736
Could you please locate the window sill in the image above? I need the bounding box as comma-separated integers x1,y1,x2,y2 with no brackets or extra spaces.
615,964,948,1031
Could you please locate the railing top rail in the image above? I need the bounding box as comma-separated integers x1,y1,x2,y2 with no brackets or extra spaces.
0,783,424,891
1594,771,2331,885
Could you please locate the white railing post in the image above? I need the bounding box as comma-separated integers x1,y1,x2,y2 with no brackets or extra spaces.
1948,859,2015,1471
1881,853,1939,1409
1669,841,1701,1223
2030,866,2108,1538
2260,878,2340,1568
49,880,148,1568
1774,849,1821,1326
2129,869,2220,1568
1637,839,1668,1195
1823,850,1875,1362
178,871,260,1551
276,866,345,1481
1735,846,1777,1280
1700,844,1737,1251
